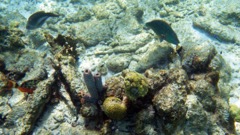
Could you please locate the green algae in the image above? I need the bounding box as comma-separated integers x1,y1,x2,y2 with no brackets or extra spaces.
123,70,148,101
230,105,240,122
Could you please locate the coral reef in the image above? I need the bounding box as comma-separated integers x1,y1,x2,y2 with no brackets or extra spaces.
122,70,149,101
0,0,238,134
102,96,127,120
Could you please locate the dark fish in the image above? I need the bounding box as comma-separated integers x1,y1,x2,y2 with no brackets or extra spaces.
17,79,39,94
26,11,59,30
146,19,180,45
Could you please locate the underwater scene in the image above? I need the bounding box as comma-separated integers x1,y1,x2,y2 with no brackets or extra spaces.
0,0,240,134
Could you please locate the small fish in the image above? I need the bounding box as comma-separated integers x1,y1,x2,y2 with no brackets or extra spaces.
146,19,180,45
17,79,39,94
26,11,59,30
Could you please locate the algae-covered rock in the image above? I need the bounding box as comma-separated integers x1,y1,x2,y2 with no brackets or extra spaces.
106,53,131,73
76,20,112,47
180,41,217,73
189,79,216,112
129,41,174,72
115,13,142,35
92,2,122,20
193,17,240,44
152,83,187,123
135,105,159,135
167,68,188,85
184,95,209,134
144,69,168,92
105,76,125,98
96,62,108,75
28,31,47,48
102,97,127,120
65,7,91,23
0,24,25,51
123,70,148,100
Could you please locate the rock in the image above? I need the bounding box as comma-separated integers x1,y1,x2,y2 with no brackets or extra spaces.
76,20,112,47
106,53,131,73
189,79,216,112
1,74,56,134
184,95,209,134
64,7,91,23
115,14,142,35
96,62,108,75
193,17,240,45
180,41,217,73
105,76,125,98
4,49,45,74
28,31,47,48
144,69,168,92
215,2,240,27
135,105,159,135
167,68,188,85
129,41,174,72
0,25,25,51
92,2,122,20
153,83,187,121
208,54,232,99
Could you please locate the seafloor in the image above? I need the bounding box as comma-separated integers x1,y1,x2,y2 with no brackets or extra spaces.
0,0,240,135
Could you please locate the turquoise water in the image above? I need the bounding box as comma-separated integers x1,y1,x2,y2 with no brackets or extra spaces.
0,0,240,134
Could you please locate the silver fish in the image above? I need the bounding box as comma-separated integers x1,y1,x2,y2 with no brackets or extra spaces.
26,11,59,30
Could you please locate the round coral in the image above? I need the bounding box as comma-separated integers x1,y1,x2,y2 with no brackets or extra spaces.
123,70,148,101
102,97,127,120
